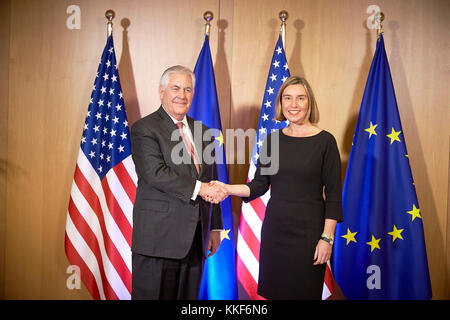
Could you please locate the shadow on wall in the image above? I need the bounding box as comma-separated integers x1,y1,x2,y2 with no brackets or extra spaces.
288,19,306,78
341,21,375,183
215,19,231,138
118,18,141,127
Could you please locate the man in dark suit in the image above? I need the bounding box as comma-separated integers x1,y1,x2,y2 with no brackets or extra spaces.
130,65,225,300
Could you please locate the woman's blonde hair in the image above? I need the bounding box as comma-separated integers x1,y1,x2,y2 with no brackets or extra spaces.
275,76,319,124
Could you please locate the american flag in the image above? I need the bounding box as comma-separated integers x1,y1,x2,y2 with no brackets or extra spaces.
236,35,334,300
65,35,136,300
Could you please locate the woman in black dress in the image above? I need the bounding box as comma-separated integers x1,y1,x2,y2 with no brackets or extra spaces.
208,76,343,299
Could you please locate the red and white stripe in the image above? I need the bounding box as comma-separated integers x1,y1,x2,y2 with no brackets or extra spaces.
65,149,137,300
323,261,334,299
237,162,335,300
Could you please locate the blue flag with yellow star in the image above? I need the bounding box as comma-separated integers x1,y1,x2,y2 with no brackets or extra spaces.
333,34,431,299
188,34,238,300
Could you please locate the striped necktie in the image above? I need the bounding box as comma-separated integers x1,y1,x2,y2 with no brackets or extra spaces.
176,122,200,174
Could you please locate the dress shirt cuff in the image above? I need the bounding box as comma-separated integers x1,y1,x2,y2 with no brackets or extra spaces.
191,180,202,200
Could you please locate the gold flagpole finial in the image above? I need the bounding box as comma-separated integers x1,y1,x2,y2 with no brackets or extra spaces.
203,11,214,36
376,12,385,38
279,10,288,52
105,9,115,37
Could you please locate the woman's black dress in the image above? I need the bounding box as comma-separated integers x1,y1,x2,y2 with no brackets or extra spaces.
243,130,343,300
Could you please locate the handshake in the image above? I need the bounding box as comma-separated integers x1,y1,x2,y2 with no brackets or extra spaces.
199,181,229,204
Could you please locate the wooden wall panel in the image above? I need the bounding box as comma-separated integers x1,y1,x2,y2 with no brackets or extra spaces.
0,0,11,301
4,0,220,299
2,0,449,299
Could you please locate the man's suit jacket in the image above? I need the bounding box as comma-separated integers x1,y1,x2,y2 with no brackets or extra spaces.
130,106,223,259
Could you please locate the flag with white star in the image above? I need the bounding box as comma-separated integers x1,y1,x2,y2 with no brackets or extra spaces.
333,34,432,299
250,36,290,165
65,35,136,300
82,38,130,179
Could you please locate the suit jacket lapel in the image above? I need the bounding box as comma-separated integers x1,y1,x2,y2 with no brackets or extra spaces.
155,106,199,178
156,106,178,138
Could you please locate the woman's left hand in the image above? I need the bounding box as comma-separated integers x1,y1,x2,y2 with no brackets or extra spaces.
313,239,332,265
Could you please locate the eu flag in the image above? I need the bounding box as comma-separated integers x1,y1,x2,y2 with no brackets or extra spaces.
188,34,238,300
333,34,432,299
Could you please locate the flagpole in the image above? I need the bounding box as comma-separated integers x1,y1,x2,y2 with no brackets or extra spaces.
279,10,288,52
105,9,115,37
203,11,213,36
376,11,384,38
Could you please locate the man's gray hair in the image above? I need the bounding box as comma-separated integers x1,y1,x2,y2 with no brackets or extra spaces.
159,65,196,90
